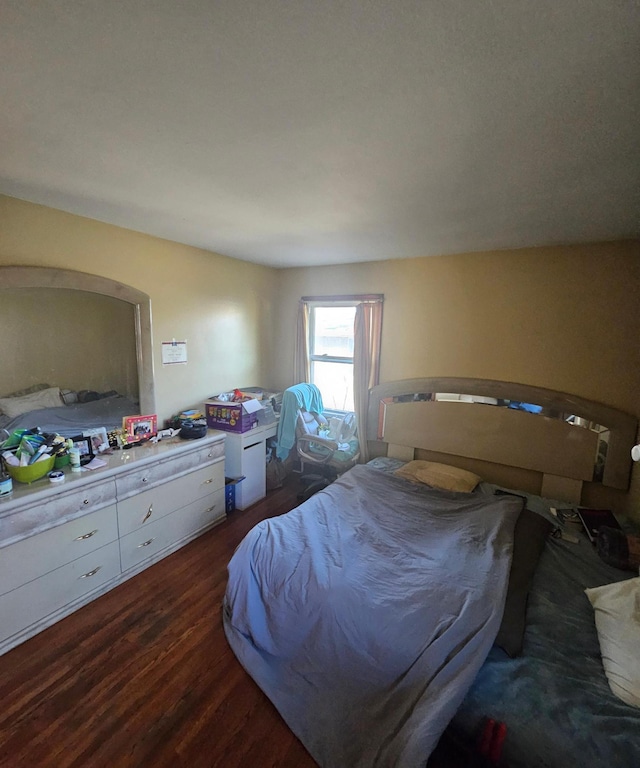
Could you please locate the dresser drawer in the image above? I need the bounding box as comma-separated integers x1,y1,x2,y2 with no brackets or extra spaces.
0,505,118,597
185,486,226,533
47,478,117,519
0,477,118,546
0,541,121,645
117,462,224,537
120,488,225,573
115,443,224,499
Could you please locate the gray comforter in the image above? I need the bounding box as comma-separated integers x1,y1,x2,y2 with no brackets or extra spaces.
0,395,138,437
451,531,640,768
223,464,522,767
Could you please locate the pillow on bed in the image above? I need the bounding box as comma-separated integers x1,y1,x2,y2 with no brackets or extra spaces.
2,382,51,398
0,386,63,418
394,460,481,492
495,507,553,657
585,577,640,708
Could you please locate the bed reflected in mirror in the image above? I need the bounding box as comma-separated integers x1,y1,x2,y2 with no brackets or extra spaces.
0,266,155,437
0,287,139,402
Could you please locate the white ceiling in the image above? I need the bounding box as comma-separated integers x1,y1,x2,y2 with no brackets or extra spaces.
1,1,639,268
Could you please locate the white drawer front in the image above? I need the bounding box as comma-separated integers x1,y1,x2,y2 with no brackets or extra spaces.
0,505,118,596
115,443,224,499
183,487,226,535
117,462,224,537
0,541,121,645
120,488,225,573
44,478,116,519
1,478,117,545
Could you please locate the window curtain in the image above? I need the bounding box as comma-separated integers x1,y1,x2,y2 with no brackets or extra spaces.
294,300,310,384
354,299,383,463
295,295,382,463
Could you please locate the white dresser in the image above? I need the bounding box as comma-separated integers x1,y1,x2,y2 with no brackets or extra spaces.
0,432,225,656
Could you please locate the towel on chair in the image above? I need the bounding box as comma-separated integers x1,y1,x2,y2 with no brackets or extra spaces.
275,383,324,461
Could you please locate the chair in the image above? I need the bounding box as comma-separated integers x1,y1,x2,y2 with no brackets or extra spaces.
274,383,360,500
295,402,360,501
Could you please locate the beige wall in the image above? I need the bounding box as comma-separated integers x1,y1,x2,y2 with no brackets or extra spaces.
2,194,638,518
0,195,278,423
272,242,640,518
0,288,138,399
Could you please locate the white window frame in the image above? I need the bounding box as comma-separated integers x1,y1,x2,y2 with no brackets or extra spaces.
308,300,357,415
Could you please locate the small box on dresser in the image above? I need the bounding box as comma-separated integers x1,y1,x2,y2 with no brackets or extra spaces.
205,396,264,433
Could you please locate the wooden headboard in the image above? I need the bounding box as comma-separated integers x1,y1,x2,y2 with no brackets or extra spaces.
367,378,637,503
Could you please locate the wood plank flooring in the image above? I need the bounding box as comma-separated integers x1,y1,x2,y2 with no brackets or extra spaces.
0,477,318,768
0,476,462,768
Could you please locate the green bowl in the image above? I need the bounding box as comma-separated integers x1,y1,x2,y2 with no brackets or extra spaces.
6,455,56,484
54,454,70,469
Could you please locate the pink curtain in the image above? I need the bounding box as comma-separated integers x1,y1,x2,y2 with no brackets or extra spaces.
296,295,383,462
354,299,383,462
294,300,310,384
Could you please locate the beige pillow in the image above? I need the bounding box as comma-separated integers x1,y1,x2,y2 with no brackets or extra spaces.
394,460,481,492
3,382,51,398
585,577,640,708
0,386,62,418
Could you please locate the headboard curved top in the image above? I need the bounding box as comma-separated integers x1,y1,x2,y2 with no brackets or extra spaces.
367,377,637,497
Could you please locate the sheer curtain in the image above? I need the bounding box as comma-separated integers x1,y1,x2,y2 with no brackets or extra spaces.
295,295,383,463
354,298,383,462
294,300,310,384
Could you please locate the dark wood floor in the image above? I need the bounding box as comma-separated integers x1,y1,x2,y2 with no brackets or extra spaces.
0,476,464,768
0,477,317,768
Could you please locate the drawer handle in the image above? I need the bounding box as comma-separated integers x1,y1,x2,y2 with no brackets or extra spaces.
79,566,101,579
203,478,213,485
142,504,153,522
206,505,216,513
75,529,98,541
141,477,148,484
207,452,213,458
83,499,90,505
138,538,155,548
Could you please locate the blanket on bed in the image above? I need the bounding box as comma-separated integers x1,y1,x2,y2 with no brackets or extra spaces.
223,464,522,767
0,395,138,437
450,533,640,768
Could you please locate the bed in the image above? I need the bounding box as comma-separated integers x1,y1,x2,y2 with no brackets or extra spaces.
0,384,139,438
222,378,640,768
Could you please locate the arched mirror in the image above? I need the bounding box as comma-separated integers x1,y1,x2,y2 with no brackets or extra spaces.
0,266,155,434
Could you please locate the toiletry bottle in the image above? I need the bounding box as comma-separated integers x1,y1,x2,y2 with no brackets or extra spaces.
69,446,81,472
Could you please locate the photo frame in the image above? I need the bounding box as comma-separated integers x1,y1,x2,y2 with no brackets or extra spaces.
123,414,158,444
83,427,109,454
69,435,94,465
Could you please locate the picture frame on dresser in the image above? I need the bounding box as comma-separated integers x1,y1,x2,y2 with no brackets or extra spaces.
122,414,158,444
69,435,94,465
83,427,109,454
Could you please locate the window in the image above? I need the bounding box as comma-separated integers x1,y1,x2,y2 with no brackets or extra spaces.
308,303,356,412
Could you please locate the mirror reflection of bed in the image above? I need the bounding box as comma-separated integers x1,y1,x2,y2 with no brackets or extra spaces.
0,266,155,438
